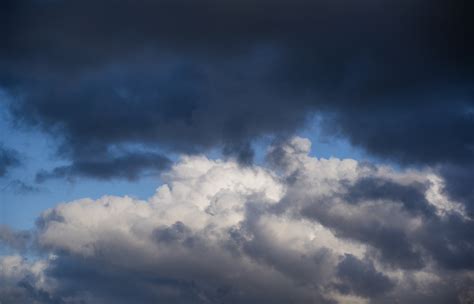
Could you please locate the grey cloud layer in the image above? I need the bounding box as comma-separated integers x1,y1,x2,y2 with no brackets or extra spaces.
1,0,473,182
1,138,473,303
35,151,171,182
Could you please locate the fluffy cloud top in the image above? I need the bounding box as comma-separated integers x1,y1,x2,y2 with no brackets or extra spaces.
1,138,473,303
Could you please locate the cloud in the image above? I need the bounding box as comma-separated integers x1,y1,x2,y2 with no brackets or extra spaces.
1,179,40,194
1,0,473,180
0,144,20,177
334,254,394,298
0,255,55,304
344,177,435,217
0,226,31,252
1,137,473,303
35,151,171,182
439,163,474,218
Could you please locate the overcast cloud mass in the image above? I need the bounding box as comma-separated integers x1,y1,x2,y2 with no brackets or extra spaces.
1,0,473,303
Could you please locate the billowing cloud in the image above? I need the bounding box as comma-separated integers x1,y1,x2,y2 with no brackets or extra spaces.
0,256,55,304
1,138,473,303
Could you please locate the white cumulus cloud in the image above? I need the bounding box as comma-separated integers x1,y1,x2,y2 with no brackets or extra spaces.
1,137,473,304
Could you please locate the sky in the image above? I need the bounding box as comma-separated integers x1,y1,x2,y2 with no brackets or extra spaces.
0,0,473,303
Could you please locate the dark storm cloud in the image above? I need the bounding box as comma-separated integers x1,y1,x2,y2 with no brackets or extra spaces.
334,254,394,298
321,103,474,166
16,281,63,304
345,177,435,216
0,144,20,177
302,199,426,270
1,0,473,180
440,164,474,217
37,245,333,304
35,151,171,182
0,145,38,194
417,213,474,270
